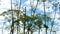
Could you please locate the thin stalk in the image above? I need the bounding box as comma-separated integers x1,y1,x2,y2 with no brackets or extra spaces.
39,27,40,34
24,23,25,34
10,0,14,34
50,6,56,34
50,12,52,34
31,31,33,34
28,27,29,34
17,25,19,34
2,22,5,34
58,2,60,13
24,7,26,34
19,0,21,16
43,2,47,34
43,2,46,24
18,0,21,34
2,27,3,34
16,0,22,34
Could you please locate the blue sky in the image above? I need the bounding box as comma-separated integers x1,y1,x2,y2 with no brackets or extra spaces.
0,0,60,34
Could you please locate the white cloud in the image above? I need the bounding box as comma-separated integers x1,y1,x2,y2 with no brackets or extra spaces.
0,0,10,14
0,0,11,9
37,3,44,11
0,0,17,14
24,0,30,5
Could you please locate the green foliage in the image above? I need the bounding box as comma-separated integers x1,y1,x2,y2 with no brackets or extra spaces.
48,0,52,2
37,0,39,1
34,19,42,29
58,17,60,20
41,0,46,2
14,19,20,25
41,14,51,22
52,3,58,7
46,16,51,21
20,15,31,22
0,11,7,16
31,16,38,21
0,0,59,34
37,20,42,25
44,24,48,29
